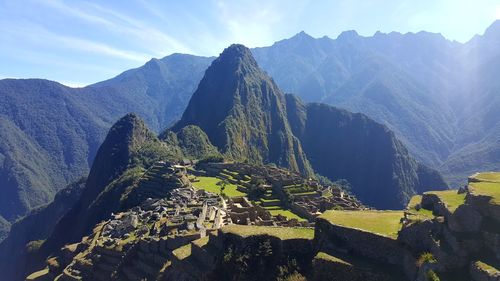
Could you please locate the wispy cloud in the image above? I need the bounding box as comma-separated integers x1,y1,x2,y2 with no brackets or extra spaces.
0,22,151,62
37,0,193,56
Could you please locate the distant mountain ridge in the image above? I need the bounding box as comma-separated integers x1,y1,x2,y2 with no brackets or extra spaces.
252,22,500,186
2,21,500,236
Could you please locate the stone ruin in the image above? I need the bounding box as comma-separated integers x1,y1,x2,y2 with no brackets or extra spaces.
201,162,365,221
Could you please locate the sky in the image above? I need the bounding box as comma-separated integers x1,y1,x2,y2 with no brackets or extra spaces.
0,0,499,87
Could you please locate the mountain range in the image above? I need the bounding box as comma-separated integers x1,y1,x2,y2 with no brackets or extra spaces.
0,44,446,280
1,21,500,241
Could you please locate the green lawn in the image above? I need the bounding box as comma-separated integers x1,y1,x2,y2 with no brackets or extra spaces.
192,236,209,247
314,252,351,265
469,181,500,205
406,195,434,219
221,225,314,240
472,172,500,183
172,244,192,260
425,190,466,212
319,210,404,239
192,176,245,197
269,209,307,221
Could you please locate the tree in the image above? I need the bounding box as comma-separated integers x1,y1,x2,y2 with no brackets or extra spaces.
216,179,229,196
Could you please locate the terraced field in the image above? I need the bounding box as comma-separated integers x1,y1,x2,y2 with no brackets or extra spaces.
424,190,466,212
406,195,434,219
191,176,245,197
319,210,404,239
469,172,500,205
221,225,314,240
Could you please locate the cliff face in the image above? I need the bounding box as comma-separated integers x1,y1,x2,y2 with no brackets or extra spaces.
172,44,313,176
285,94,448,209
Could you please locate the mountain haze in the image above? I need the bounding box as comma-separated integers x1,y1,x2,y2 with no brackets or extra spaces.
252,22,500,185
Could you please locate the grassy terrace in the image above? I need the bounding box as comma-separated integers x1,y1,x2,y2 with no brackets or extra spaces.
469,172,500,205
221,225,314,240
192,236,209,248
268,209,307,221
314,252,351,265
172,244,192,260
473,172,500,183
26,268,49,280
319,210,404,239
191,176,245,197
406,195,434,219
425,190,466,212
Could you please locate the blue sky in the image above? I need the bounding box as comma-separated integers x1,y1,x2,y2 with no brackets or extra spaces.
1,0,499,87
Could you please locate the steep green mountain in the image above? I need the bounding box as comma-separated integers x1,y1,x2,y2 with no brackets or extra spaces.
0,54,212,223
0,178,85,280
41,114,181,254
162,125,220,159
172,44,313,175
172,44,446,209
285,94,447,208
3,112,220,280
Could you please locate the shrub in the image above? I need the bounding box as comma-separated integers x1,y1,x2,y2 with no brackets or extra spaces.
417,252,437,267
25,239,45,253
426,270,440,281
198,154,224,164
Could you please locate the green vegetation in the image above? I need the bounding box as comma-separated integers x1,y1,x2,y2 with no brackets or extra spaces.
407,195,434,219
426,270,440,281
314,252,351,265
475,261,500,273
26,268,50,280
221,225,314,240
268,209,307,222
424,190,466,212
173,125,220,160
172,244,192,260
417,252,437,266
192,236,209,248
320,210,404,239
192,176,245,197
25,240,45,253
171,44,314,177
469,173,500,205
472,172,500,183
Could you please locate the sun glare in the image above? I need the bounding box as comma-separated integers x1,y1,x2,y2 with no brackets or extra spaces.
496,6,500,19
